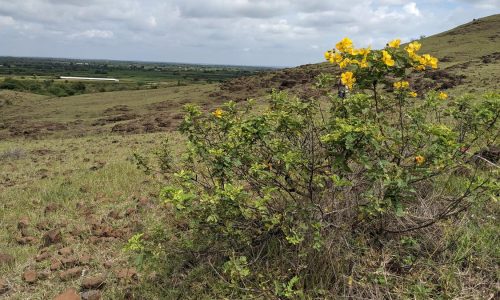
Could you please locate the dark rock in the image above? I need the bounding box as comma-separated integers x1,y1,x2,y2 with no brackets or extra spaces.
43,229,62,246
17,217,29,230
0,278,9,295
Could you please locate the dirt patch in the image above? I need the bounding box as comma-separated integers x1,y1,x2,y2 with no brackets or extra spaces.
7,120,68,137
103,105,131,115
92,113,139,126
411,69,466,93
481,52,500,64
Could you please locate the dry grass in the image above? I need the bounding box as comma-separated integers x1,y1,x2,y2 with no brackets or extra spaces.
0,133,180,299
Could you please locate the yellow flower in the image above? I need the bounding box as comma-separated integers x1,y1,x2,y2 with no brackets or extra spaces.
393,81,409,90
324,51,332,61
439,92,448,100
409,91,418,98
359,47,371,56
381,50,395,67
429,56,438,69
213,108,224,118
328,52,343,64
339,58,351,69
388,39,401,48
336,37,354,53
405,41,422,54
347,48,360,55
418,54,438,69
415,155,425,165
360,58,369,68
341,71,356,90
415,65,426,71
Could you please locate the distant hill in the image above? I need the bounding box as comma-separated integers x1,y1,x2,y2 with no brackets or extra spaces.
212,14,499,101
418,14,500,93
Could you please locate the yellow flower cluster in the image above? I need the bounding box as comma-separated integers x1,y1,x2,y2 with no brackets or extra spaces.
439,92,448,100
394,81,418,97
324,37,370,69
405,41,438,70
341,71,356,89
405,41,422,54
381,50,395,67
325,37,439,72
393,81,410,89
388,39,401,48
336,37,353,53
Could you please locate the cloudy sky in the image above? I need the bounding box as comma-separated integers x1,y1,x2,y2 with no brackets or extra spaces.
0,0,498,66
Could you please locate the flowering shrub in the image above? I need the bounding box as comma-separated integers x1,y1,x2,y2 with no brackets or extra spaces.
142,38,499,298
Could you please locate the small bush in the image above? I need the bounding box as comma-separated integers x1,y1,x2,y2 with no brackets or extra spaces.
134,38,499,298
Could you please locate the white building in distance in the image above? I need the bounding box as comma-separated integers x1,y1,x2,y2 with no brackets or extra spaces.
60,76,119,82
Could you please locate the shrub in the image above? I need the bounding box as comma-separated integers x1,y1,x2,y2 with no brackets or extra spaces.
136,38,499,298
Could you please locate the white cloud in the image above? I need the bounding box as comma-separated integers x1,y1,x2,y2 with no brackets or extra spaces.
148,16,157,28
69,29,114,39
0,15,15,27
404,2,422,17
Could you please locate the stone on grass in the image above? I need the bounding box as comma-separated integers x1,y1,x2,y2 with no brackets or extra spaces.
35,252,51,262
59,267,83,281
54,288,81,300
43,229,62,246
61,257,79,267
16,236,36,245
79,254,91,265
17,217,29,230
23,270,37,283
0,253,14,265
50,259,62,271
58,247,74,256
0,278,9,295
81,290,101,300
81,274,106,289
115,268,137,281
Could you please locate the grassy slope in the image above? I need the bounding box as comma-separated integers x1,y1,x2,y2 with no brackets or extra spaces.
419,14,500,93
0,14,498,299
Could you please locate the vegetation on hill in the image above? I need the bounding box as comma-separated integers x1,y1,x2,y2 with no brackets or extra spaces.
0,57,273,97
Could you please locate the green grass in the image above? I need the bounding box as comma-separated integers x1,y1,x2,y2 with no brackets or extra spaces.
0,133,178,299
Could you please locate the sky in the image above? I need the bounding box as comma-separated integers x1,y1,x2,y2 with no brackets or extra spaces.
0,0,498,67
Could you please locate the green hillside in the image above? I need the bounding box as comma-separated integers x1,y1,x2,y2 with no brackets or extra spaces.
419,14,500,93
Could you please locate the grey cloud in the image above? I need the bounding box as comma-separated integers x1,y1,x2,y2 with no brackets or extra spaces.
0,0,497,66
